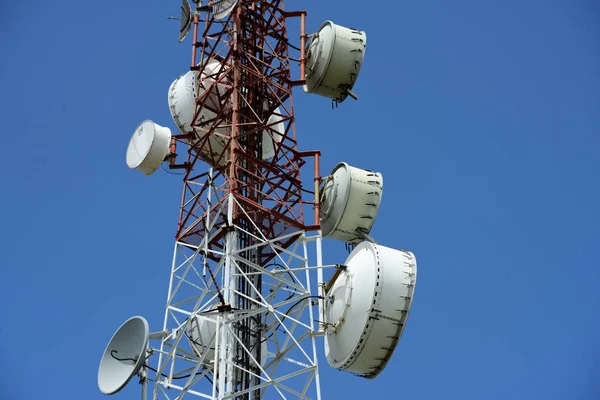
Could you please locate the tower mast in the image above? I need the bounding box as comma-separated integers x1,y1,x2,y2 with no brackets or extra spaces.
157,2,322,399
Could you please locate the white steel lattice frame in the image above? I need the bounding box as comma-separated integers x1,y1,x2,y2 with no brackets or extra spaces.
148,194,330,400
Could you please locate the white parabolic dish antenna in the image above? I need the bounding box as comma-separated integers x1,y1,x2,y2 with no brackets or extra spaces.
168,64,284,165
320,162,383,243
126,120,172,176
98,316,149,395
304,21,367,102
324,242,417,378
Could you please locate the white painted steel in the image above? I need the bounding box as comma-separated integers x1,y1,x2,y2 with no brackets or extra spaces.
324,242,417,378
304,21,367,102
126,120,172,176
320,162,383,243
98,316,149,395
149,196,329,399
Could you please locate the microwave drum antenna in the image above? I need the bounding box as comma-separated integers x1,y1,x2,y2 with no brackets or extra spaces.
188,311,269,366
168,66,284,164
304,21,367,102
188,312,217,364
324,242,417,378
168,65,228,166
320,162,383,243
126,120,172,176
168,70,197,135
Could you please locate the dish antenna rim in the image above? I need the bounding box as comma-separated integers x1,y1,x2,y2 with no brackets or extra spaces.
97,316,150,395
212,0,239,20
179,0,193,43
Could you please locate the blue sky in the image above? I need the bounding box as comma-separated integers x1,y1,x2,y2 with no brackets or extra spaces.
1,1,599,399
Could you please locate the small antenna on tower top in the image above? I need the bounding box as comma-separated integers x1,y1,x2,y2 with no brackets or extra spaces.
169,0,212,42
178,0,193,43
212,0,239,20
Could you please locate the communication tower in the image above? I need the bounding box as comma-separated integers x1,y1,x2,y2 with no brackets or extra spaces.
98,1,417,399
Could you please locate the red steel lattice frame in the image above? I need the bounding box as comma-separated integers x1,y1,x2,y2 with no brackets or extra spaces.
169,1,320,266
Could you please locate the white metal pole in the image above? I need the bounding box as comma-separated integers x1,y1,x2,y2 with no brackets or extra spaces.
316,234,326,334
303,233,323,400
140,366,148,400
154,242,179,399
212,313,221,400
216,193,236,398
203,168,213,277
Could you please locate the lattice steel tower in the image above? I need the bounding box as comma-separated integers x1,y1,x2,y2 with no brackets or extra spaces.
98,2,417,400
154,1,323,399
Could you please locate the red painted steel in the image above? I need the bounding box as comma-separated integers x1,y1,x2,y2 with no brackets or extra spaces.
169,1,318,265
